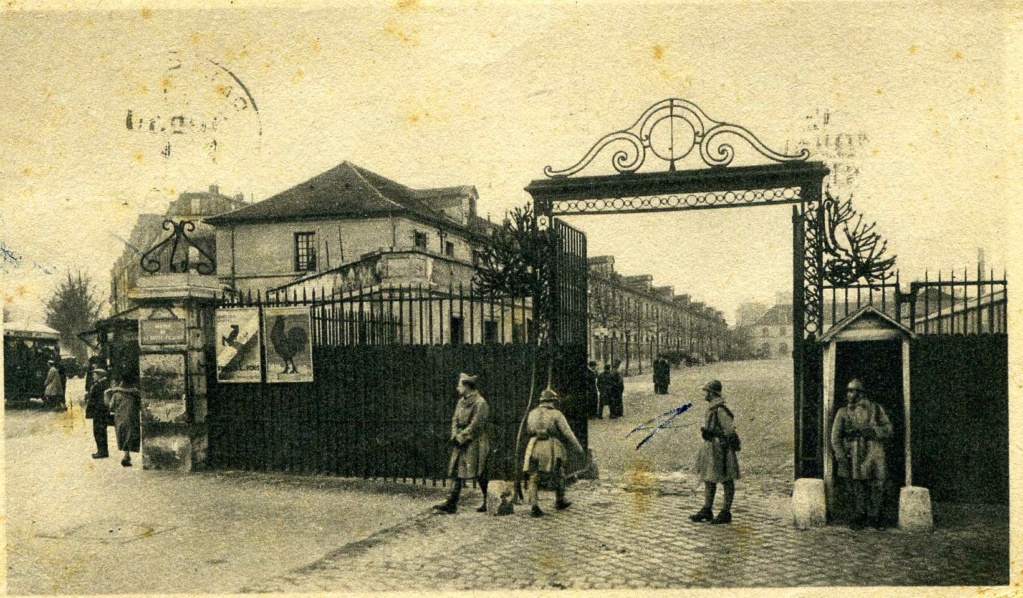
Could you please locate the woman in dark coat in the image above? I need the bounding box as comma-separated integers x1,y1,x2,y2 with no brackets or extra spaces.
106,372,141,467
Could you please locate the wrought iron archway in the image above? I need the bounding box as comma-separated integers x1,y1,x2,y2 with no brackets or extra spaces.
525,98,830,478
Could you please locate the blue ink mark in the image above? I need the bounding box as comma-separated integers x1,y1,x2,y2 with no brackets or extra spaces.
32,261,59,275
1,242,22,269
626,402,694,450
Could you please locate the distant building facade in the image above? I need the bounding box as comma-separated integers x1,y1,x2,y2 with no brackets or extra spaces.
587,255,732,372
750,304,792,359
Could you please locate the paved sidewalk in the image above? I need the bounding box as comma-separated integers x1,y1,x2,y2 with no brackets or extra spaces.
247,474,1009,592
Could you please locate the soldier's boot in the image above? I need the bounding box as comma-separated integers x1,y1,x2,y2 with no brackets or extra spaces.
476,480,489,512
434,498,457,514
711,510,732,524
689,507,714,522
434,483,460,514
531,505,545,518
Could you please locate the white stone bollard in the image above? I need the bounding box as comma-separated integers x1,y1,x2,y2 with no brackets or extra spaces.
791,478,827,529
486,480,515,516
899,486,934,532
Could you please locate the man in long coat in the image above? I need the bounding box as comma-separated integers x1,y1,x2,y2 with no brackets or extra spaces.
43,359,64,412
523,387,584,517
690,380,741,524
830,378,893,529
435,373,491,514
653,354,671,395
596,363,613,419
608,360,625,418
585,361,600,418
85,368,111,459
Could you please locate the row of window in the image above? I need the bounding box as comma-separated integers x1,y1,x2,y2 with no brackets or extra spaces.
294,230,460,273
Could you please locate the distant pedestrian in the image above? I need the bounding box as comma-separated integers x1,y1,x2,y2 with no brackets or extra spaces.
523,387,584,517
830,378,893,530
435,373,491,514
85,368,111,459
653,354,671,395
43,359,64,412
106,371,142,467
690,380,741,524
585,361,600,419
608,359,625,418
596,364,613,419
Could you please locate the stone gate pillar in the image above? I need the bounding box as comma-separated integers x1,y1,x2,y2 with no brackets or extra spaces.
131,273,220,471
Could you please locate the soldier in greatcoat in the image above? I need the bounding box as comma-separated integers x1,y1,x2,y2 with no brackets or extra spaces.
523,387,584,517
830,378,893,529
689,380,741,524
435,373,491,514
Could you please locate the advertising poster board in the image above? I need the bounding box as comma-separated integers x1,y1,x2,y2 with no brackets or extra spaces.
215,308,262,383
262,306,313,383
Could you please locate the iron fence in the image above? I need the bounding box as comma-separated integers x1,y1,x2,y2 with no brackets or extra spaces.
823,267,1006,336
206,283,588,481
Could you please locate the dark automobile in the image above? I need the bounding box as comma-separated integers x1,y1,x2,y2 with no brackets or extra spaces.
60,356,86,378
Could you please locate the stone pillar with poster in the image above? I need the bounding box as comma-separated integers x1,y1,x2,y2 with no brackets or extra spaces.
132,273,222,471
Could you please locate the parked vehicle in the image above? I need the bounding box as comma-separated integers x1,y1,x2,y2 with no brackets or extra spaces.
60,356,86,378
4,322,61,405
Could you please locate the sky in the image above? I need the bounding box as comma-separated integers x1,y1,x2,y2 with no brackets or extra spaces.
1,1,1018,326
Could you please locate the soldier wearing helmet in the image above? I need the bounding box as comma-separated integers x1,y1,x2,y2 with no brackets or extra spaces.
522,387,584,517
830,378,894,529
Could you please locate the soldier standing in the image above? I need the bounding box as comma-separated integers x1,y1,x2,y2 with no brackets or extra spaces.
523,387,584,517
435,373,491,514
690,380,741,524
830,378,893,530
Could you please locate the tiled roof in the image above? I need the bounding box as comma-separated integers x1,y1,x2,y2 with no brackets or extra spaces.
205,162,479,235
754,304,793,326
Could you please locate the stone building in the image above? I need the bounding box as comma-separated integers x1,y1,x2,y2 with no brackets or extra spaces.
205,161,495,297
750,303,793,359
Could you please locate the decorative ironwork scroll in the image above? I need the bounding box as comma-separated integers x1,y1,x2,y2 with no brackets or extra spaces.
544,98,810,177
546,187,803,216
139,219,216,275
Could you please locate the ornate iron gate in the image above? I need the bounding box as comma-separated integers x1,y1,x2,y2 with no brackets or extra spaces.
527,98,831,478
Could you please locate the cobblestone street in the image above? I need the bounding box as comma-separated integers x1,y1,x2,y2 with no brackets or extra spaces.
246,474,1009,592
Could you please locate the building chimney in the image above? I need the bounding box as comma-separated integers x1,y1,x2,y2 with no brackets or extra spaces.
209,184,219,195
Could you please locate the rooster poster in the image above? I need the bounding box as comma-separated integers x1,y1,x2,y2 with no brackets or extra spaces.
216,308,263,383
263,306,313,383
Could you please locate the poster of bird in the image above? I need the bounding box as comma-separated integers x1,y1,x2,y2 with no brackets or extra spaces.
215,308,262,383
262,306,313,383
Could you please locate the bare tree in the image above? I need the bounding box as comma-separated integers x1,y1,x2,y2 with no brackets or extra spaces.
473,203,558,500
822,191,897,286
44,271,103,362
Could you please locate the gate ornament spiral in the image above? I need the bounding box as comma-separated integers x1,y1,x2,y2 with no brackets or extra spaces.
543,98,810,178
139,219,217,276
